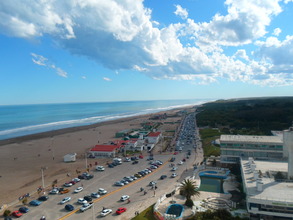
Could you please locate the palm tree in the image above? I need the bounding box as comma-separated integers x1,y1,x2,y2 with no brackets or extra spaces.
179,179,200,207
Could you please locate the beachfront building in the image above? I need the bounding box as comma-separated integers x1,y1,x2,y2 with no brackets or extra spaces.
88,145,118,158
146,132,162,144
220,135,284,164
241,158,293,220
63,153,77,162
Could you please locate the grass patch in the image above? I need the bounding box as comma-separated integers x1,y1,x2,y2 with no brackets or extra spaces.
199,128,221,157
131,204,157,220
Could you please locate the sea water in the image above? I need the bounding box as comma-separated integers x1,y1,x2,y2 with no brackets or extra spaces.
0,99,210,140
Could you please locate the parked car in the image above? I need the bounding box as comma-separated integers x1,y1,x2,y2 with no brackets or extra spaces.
130,175,137,180
114,181,124,186
171,173,177,178
124,157,131,162
12,210,23,217
170,157,176,162
19,206,30,213
139,155,144,159
49,188,59,194
120,179,129,185
178,161,184,165
171,167,178,171
80,202,93,212
65,204,74,211
120,195,130,201
74,187,83,193
77,198,88,205
98,188,107,195
63,182,73,187
38,196,49,201
72,178,80,182
134,173,142,178
108,164,114,168
160,175,167,180
60,189,70,194
132,160,138,164
149,181,156,186
84,195,92,202
100,208,112,217
116,207,127,215
91,192,100,198
29,200,42,206
96,166,105,171
60,197,71,204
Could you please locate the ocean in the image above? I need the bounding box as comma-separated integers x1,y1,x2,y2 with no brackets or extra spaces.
0,99,209,140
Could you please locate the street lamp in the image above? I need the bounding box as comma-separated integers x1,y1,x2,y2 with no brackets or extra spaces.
41,166,48,189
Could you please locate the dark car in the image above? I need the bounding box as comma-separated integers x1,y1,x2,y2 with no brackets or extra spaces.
4,217,12,220
65,204,74,211
19,206,30,213
84,196,92,202
84,174,94,180
131,156,138,161
132,160,138,164
160,175,167,180
170,157,176,162
78,175,85,179
108,164,114,168
38,196,49,201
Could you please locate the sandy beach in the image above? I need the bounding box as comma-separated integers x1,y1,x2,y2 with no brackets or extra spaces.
0,107,191,208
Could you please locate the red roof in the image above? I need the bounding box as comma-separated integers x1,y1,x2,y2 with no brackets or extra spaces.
148,132,161,137
90,145,118,152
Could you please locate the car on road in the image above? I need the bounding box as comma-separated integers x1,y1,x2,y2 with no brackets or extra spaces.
19,206,30,213
60,197,71,204
116,207,127,215
98,188,107,195
150,165,158,169
84,196,92,202
123,176,133,182
96,165,105,171
38,196,49,201
12,210,23,217
134,173,142,178
124,157,131,162
120,179,129,185
171,167,178,171
132,160,138,164
80,202,93,212
139,155,144,159
74,187,83,193
49,188,59,194
147,156,154,161
29,200,42,206
63,182,73,187
114,181,124,186
120,195,130,201
170,157,176,162
160,175,167,180
65,204,74,211
174,151,179,155
60,188,70,194
149,181,156,186
130,175,137,180
72,178,80,182
178,161,184,165
100,208,112,217
91,192,100,198
77,198,88,205
108,164,114,168
171,173,177,178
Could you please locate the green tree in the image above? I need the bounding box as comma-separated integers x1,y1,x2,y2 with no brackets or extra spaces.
179,179,200,207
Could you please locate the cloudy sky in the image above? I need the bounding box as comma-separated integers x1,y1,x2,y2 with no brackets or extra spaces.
0,0,293,105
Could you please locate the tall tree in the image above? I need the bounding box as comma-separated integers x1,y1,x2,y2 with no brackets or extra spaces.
179,179,200,207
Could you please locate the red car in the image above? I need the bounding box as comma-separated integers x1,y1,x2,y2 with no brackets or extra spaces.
173,151,178,155
116,207,127,215
139,155,144,159
12,210,23,217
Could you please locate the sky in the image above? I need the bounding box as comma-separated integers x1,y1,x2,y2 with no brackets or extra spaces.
0,0,293,105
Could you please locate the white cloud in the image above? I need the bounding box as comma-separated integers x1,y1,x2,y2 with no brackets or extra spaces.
273,28,282,36
174,5,188,20
1,0,293,86
31,53,68,78
82,76,86,79
103,77,112,81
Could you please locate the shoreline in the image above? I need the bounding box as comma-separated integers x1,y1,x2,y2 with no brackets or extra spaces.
0,106,193,207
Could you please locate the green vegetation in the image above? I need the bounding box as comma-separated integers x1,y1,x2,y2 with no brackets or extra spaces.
3,209,11,217
199,128,221,157
131,204,157,220
197,97,293,135
186,209,245,220
179,179,200,207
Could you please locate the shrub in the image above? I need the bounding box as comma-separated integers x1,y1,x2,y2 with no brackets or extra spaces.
185,198,194,207
3,209,11,217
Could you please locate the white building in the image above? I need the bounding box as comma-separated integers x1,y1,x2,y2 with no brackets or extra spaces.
63,153,76,162
88,145,118,158
146,132,162,144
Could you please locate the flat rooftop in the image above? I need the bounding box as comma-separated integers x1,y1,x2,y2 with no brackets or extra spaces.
241,159,293,204
221,135,283,144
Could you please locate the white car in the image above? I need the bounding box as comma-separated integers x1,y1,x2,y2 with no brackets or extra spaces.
91,192,100,198
178,161,184,165
72,178,80,182
74,187,83,193
98,188,107,195
80,202,93,212
60,197,71,204
96,166,105,171
77,198,88,205
171,167,178,171
120,195,130,201
124,157,131,162
171,173,177,178
101,208,112,217
49,188,59,194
